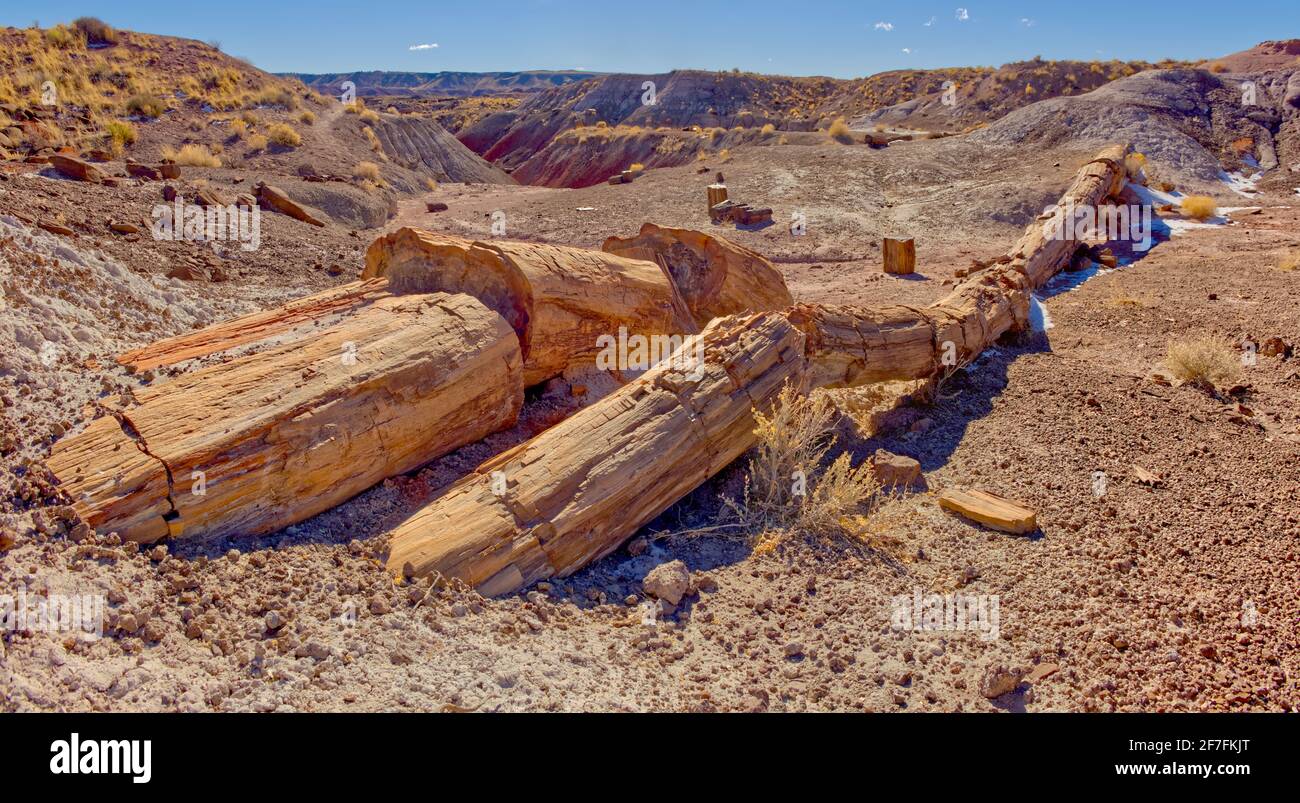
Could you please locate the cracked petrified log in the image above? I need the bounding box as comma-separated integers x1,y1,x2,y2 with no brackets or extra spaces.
48,294,523,543
384,145,1130,594
601,223,794,327
363,227,696,386
385,312,807,594
116,278,391,372
791,143,1130,389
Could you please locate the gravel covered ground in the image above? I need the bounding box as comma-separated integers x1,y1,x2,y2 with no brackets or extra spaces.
1,142,1297,710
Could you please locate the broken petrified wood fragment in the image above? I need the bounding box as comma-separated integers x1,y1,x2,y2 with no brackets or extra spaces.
385,311,807,594
363,227,696,386
937,489,1037,534
48,294,524,543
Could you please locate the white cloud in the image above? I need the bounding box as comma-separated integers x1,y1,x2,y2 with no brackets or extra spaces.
408,43,439,51
924,16,937,27
955,8,969,21
874,21,894,31
901,48,912,54
1021,18,1035,27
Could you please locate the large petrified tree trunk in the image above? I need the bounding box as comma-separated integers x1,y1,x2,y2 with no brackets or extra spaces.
363,227,696,386
49,294,523,543
116,278,391,372
601,223,794,327
386,312,806,594
385,145,1130,594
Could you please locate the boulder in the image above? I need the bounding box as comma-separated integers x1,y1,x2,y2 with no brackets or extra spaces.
870,449,922,488
159,163,181,180
256,182,326,227
50,154,104,183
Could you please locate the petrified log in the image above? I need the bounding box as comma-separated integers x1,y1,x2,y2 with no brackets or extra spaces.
385,312,806,593
706,183,728,213
792,144,1129,387
384,145,1130,593
256,182,325,227
116,278,392,372
601,223,794,327
882,237,916,275
49,293,523,543
362,227,695,386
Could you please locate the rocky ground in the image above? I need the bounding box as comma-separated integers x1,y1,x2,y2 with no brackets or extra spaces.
1,130,1296,709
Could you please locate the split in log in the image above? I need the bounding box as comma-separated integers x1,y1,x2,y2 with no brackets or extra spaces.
385,312,807,593
49,293,523,543
601,222,794,327
116,278,391,372
882,237,916,275
363,227,695,386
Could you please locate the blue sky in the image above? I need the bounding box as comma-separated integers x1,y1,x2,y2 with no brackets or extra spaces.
7,1,1297,77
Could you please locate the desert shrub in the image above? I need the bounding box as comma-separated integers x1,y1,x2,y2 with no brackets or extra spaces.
161,144,221,167
1229,137,1253,156
628,162,645,172
44,25,81,49
104,119,136,153
246,133,269,152
719,148,732,162
760,122,776,135
827,116,854,144
299,110,316,125
125,93,166,118
725,384,880,552
73,17,117,46
1165,336,1241,389
266,123,301,147
228,118,248,138
344,103,361,115
363,126,383,154
352,160,381,182
359,108,380,125
1180,195,1217,220
1209,62,1228,73
1278,251,1300,272
422,177,439,192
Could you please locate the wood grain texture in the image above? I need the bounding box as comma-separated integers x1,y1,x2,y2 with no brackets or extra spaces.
51,293,524,543
385,312,807,594
116,279,392,372
363,227,695,386
602,223,794,327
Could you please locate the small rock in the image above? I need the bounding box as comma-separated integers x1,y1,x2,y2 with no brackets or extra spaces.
643,559,691,606
870,449,922,488
264,610,285,631
979,664,1025,699
627,537,649,556
368,595,391,615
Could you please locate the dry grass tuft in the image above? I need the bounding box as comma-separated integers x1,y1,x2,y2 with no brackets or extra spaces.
298,110,316,125
1180,195,1217,221
245,133,268,152
161,143,221,167
1277,251,1300,272
1165,335,1241,389
827,116,854,144
1124,152,1146,179
725,384,880,553
104,119,136,154
760,122,776,135
352,160,381,182
266,122,301,147
359,108,380,125
125,93,166,118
